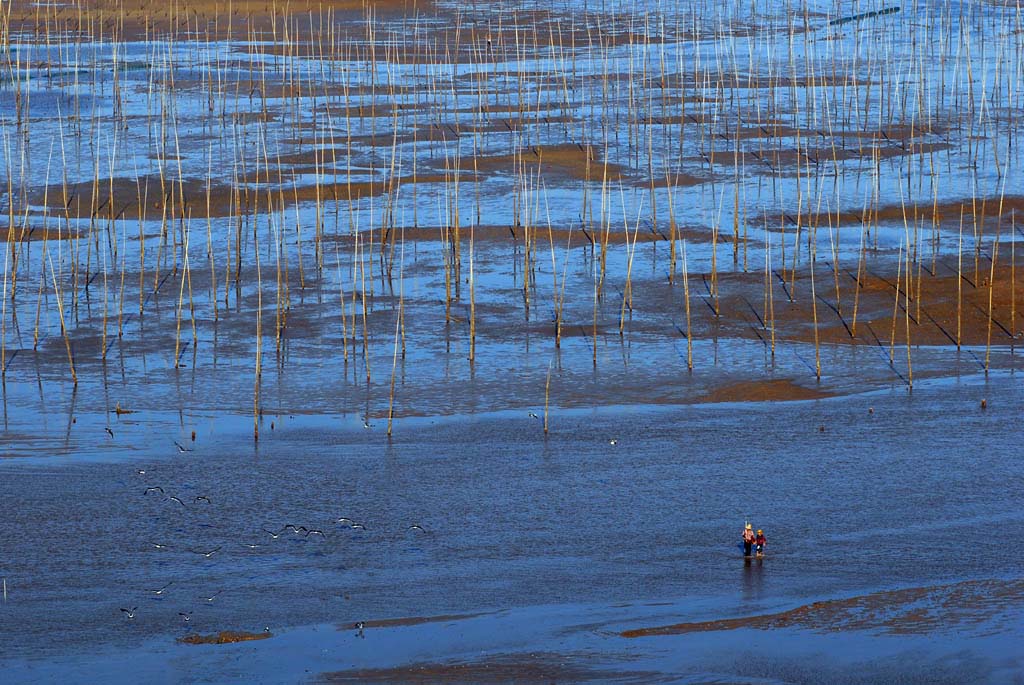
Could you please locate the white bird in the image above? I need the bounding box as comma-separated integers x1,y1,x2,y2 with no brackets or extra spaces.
147,582,173,596
204,590,223,602
528,412,539,419
144,486,164,496
407,524,426,533
120,607,137,619
178,611,192,622
609,439,618,446
167,496,186,507
191,547,221,558
193,496,211,504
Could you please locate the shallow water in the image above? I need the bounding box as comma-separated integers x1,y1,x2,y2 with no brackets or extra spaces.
0,372,1021,679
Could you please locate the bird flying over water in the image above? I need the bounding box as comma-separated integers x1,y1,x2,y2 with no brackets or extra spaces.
144,487,164,496
193,496,211,504
120,607,137,619
173,441,192,453
167,496,186,507
105,427,114,439
191,547,221,558
147,582,173,596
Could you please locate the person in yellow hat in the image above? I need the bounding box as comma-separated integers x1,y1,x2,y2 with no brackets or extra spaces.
755,529,767,557
742,522,756,557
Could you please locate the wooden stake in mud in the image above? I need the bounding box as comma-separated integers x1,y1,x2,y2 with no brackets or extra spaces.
985,234,1000,373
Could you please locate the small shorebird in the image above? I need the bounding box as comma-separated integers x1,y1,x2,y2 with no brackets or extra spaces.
528,412,539,419
362,420,372,429
120,607,137,619
609,439,618,446
355,621,365,637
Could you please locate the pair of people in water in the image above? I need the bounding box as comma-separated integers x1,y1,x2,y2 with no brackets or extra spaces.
742,523,766,557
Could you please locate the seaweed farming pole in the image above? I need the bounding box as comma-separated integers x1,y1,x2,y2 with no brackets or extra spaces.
985,234,1000,374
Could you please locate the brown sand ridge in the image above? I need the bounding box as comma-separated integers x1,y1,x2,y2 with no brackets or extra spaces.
178,630,273,645
337,612,484,630
35,171,450,221
701,379,832,403
621,576,1024,637
752,259,1024,348
464,144,625,184
320,651,655,683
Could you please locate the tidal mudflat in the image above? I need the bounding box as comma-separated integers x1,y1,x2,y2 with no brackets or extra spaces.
1,0,1022,681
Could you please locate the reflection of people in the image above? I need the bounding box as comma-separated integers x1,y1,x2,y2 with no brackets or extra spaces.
755,529,767,557
742,523,756,557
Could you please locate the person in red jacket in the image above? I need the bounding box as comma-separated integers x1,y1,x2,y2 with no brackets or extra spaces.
755,529,767,557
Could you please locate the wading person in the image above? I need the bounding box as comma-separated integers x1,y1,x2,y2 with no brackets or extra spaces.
755,529,767,557
742,523,756,557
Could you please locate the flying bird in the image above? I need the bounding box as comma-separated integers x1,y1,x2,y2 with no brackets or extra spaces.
263,528,283,539
150,542,170,550
193,496,211,504
528,412,539,419
335,517,355,525
191,547,221,558
120,607,137,619
203,590,223,602
304,529,326,538
144,487,164,496
105,427,114,439
178,611,192,622
167,496,186,507
173,441,192,453
407,524,426,533
147,582,173,596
